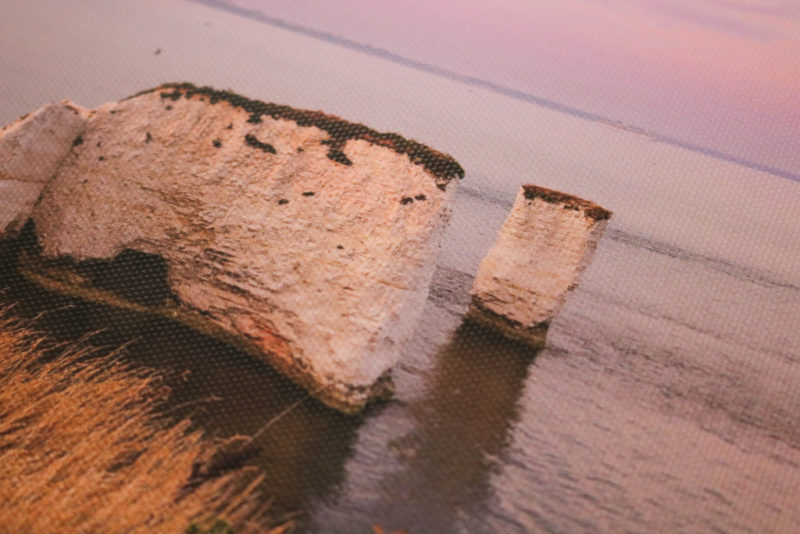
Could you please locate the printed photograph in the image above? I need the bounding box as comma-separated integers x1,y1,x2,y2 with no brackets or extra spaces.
1,1,799,533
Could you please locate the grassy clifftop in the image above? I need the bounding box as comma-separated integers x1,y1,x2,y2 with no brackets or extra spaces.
0,312,282,534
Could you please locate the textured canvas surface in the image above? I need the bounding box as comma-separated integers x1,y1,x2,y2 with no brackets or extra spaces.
2,2,799,533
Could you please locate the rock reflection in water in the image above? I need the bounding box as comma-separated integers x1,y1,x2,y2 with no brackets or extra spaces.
403,321,539,531
317,318,540,534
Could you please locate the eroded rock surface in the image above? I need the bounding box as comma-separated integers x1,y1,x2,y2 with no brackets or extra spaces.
6,83,463,413
0,102,88,234
468,185,611,347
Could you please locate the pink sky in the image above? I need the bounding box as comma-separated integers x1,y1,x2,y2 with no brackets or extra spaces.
224,0,800,178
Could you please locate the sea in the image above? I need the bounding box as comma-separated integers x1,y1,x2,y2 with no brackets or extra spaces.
3,179,799,533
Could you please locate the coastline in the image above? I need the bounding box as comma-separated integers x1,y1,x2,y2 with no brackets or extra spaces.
1,0,798,288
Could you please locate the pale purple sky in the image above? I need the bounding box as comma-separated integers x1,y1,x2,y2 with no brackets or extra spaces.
221,0,800,179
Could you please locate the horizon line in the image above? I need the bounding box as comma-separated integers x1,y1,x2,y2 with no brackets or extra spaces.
191,0,799,183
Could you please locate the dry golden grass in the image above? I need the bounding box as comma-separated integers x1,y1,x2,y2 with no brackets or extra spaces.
0,312,280,534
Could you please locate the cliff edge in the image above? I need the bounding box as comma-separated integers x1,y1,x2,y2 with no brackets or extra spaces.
0,83,464,413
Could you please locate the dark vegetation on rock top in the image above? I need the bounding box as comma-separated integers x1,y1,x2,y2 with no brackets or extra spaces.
128,82,465,186
523,184,612,221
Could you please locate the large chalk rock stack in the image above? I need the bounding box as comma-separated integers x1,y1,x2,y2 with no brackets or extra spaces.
468,185,611,347
0,83,464,413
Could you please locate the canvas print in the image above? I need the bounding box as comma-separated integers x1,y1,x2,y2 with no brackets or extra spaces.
1,1,798,533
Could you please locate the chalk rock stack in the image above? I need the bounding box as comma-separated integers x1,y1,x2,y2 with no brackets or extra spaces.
468,185,611,347
0,102,89,234
0,83,463,413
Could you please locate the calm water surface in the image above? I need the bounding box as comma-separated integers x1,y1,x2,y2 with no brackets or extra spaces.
1,184,798,533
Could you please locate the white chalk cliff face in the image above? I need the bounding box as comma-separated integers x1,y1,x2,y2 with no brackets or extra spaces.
0,102,88,234
1,83,463,413
469,185,611,347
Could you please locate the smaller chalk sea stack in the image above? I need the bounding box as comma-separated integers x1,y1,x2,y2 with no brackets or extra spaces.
468,185,611,347
0,83,464,413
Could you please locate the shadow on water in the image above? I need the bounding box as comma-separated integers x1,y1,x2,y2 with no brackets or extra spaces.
323,318,541,534
0,235,363,526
